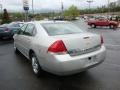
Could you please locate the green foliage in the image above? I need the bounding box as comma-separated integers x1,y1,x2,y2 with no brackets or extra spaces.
11,13,24,21
64,5,79,18
34,14,44,20
80,5,120,14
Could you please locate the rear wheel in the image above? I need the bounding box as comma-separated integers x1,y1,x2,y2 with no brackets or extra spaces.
109,24,116,29
31,53,43,77
91,24,96,28
14,44,20,54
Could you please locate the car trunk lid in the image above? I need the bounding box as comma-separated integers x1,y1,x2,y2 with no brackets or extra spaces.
52,33,101,56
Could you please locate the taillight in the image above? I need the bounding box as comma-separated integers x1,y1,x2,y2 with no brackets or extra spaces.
4,28,10,32
101,35,104,44
48,40,67,54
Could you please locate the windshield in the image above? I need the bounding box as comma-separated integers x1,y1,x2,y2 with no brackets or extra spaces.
42,23,84,36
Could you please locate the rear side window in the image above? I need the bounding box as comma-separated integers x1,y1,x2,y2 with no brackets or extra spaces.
23,24,36,36
21,24,27,31
41,23,84,36
18,24,27,35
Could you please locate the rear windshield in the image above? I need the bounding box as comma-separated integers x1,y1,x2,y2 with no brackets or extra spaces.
8,23,23,27
0,24,8,27
42,23,84,36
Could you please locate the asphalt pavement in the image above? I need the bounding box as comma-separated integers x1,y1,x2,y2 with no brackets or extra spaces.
0,20,120,90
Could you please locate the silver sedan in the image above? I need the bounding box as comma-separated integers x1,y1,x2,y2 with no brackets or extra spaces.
14,21,106,76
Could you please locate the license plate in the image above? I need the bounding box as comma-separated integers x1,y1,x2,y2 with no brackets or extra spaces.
86,56,98,67
92,55,98,62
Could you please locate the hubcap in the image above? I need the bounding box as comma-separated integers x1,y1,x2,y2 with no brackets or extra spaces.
91,24,95,27
14,43,16,50
32,57,39,74
111,25,114,28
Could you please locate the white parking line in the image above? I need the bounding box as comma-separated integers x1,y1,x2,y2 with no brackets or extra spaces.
104,62,120,67
105,44,120,47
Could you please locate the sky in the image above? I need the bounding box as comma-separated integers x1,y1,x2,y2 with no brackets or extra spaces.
0,0,118,12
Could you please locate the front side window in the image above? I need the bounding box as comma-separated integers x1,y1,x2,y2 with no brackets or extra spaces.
42,23,84,36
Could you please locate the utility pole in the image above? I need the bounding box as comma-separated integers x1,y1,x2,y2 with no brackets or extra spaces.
23,0,29,21
31,0,34,20
87,0,93,13
0,1,2,20
108,0,110,16
32,0,34,15
61,1,64,18
0,4,2,16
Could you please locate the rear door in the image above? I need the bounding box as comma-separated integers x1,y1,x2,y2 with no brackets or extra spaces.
101,19,109,26
21,23,36,57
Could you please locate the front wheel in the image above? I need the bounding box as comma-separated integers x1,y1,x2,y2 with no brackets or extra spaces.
31,53,43,77
91,24,96,28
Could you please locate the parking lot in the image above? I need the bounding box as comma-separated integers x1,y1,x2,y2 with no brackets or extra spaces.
0,20,120,90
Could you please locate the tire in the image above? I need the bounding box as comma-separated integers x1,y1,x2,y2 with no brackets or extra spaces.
91,24,96,28
14,44,20,54
14,48,19,54
109,24,116,29
30,53,43,77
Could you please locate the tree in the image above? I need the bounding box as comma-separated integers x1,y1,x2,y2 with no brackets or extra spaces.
1,9,11,24
64,5,79,19
79,4,120,14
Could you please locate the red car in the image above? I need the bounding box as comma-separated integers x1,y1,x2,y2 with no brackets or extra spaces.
88,19,119,29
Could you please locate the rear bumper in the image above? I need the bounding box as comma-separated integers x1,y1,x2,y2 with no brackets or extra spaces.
0,32,13,38
40,45,106,76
